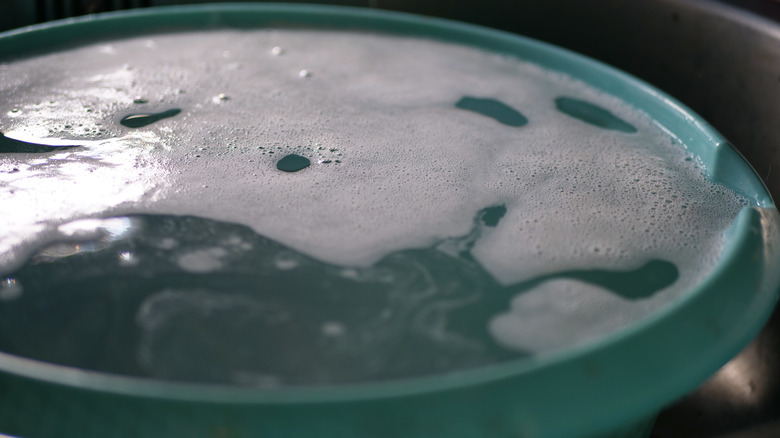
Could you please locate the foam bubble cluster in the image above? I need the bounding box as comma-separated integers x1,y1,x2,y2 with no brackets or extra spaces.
0,29,751,378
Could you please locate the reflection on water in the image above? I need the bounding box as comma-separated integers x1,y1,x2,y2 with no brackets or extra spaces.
35,217,135,261
698,342,770,408
0,132,166,272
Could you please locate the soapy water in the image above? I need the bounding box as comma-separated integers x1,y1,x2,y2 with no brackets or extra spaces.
0,29,751,384
0,210,676,384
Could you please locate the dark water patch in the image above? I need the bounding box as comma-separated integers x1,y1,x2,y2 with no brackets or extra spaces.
555,97,637,133
480,205,507,227
1,207,676,385
0,132,79,153
120,108,181,128
563,259,678,299
509,259,678,300
276,154,310,172
455,96,528,127
1,214,516,383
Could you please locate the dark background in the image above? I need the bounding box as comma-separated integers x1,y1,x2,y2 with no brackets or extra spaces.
3,1,780,437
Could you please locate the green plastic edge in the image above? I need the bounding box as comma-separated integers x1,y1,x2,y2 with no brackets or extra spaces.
0,4,777,438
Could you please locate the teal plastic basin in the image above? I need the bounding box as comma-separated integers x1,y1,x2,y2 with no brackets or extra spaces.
0,4,778,438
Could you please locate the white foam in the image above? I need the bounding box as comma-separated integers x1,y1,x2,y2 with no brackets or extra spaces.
0,29,749,354
490,279,641,352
